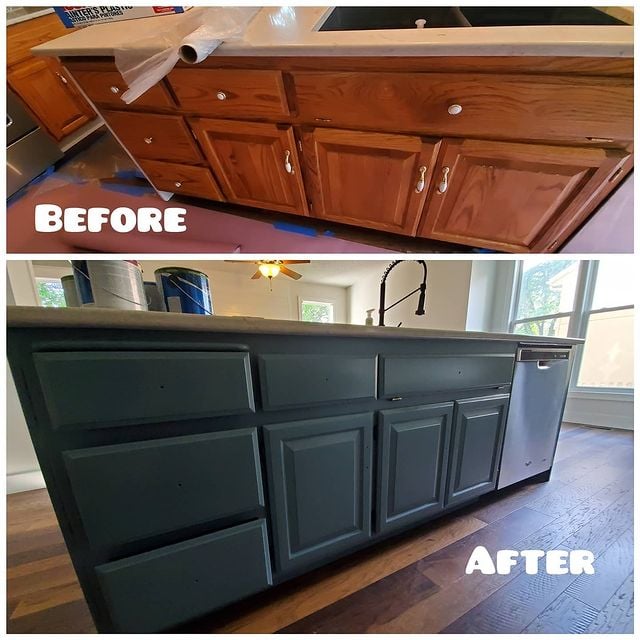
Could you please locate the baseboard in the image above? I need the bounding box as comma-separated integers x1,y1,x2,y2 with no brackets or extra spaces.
7,470,46,494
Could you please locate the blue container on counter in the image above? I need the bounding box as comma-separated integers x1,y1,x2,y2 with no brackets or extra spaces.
154,267,213,315
71,260,94,305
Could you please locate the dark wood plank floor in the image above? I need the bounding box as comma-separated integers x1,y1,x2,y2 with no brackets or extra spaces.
6,424,633,634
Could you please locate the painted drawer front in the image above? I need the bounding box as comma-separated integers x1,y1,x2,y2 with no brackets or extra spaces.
64,428,263,550
102,110,203,164
34,351,255,429
293,72,633,142
96,520,272,633
377,403,453,533
138,159,224,200
259,354,376,409
168,68,289,118
68,68,175,109
380,354,514,398
264,413,373,573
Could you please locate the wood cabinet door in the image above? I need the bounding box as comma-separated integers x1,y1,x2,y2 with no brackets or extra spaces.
188,118,308,215
377,403,453,534
446,394,509,507
303,128,440,235
417,138,630,252
264,413,373,574
8,57,95,141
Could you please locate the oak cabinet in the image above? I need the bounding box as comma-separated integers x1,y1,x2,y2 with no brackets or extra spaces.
189,118,308,215
264,413,374,574
377,403,453,533
418,138,630,252
446,394,509,507
303,128,440,235
7,57,94,141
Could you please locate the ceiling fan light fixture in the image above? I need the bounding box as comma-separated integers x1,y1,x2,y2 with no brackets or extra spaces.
258,263,281,279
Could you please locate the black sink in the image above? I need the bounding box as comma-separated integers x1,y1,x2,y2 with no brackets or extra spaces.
318,6,627,31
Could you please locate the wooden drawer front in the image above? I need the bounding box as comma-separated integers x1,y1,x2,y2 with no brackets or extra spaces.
64,428,264,550
7,13,69,67
259,354,376,410
418,139,630,253
168,68,289,118
103,110,203,164
34,351,255,429
380,354,514,398
293,72,633,142
69,68,175,109
96,520,272,632
138,159,224,200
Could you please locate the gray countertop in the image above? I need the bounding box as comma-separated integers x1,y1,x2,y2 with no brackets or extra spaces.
7,306,584,345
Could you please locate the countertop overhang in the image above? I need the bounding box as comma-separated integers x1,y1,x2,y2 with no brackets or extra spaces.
32,6,634,59
7,306,584,345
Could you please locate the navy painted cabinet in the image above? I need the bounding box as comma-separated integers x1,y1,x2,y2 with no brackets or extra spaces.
377,402,453,533
264,413,374,574
446,394,510,506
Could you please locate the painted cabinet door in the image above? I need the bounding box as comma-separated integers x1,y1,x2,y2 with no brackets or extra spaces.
377,403,453,533
446,394,510,507
302,128,441,235
188,118,308,215
417,138,629,253
264,413,374,574
8,57,94,141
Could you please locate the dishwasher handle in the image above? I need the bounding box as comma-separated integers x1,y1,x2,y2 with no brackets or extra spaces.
517,347,571,362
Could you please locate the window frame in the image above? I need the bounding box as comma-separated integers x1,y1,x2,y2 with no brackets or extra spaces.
298,298,335,324
509,260,633,396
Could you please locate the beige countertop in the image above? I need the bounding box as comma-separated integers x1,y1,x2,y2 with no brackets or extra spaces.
7,306,584,346
33,6,633,59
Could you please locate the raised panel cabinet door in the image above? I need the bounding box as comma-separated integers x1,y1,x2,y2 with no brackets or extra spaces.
417,138,630,253
302,128,441,235
7,57,95,141
188,118,308,215
264,413,374,574
446,394,510,507
378,403,453,534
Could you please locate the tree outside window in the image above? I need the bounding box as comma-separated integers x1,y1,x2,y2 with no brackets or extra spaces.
36,278,67,308
300,300,334,323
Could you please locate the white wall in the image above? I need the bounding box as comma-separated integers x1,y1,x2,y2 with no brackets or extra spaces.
348,260,472,329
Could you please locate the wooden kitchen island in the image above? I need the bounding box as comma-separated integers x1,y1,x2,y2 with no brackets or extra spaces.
8,306,583,632
32,7,634,253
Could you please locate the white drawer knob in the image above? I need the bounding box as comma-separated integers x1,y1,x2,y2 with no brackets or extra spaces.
144,137,153,144
175,181,182,188
216,91,227,101
110,86,120,94
448,104,463,115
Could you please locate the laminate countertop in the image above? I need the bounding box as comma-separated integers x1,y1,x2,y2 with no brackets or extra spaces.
7,306,584,346
32,6,633,59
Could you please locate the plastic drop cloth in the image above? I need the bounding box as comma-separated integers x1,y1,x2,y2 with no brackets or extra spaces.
114,6,259,104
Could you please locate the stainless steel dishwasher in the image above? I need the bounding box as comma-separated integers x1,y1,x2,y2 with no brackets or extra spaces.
498,345,572,489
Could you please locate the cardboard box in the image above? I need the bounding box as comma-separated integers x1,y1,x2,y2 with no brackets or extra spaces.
54,6,191,28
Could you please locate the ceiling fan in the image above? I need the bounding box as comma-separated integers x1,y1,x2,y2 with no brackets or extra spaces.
226,260,310,283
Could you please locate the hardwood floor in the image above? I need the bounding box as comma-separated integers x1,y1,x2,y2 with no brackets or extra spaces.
6,424,633,634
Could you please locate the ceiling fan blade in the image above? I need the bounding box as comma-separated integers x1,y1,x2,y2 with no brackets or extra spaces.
281,260,311,265
280,266,302,280
225,260,258,264
251,270,262,279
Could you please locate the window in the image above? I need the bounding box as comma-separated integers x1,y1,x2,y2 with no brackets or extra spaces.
510,259,634,393
36,277,66,308
300,300,334,323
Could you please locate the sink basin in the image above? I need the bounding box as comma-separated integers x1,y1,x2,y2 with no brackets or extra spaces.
318,6,627,31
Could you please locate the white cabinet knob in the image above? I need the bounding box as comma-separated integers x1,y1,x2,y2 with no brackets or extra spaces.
216,91,227,101
110,86,120,94
144,137,153,144
447,104,463,115
175,181,182,188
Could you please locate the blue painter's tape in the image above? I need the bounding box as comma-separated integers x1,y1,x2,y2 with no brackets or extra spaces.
100,182,154,197
53,8,74,28
273,221,318,237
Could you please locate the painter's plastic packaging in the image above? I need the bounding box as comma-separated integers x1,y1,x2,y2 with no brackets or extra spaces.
55,6,192,28
114,7,258,104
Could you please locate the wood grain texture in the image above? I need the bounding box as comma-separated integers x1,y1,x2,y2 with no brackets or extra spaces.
302,128,440,235
7,13,70,68
137,159,224,201
293,72,633,143
7,57,95,141
6,425,632,634
416,138,629,252
188,118,308,215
